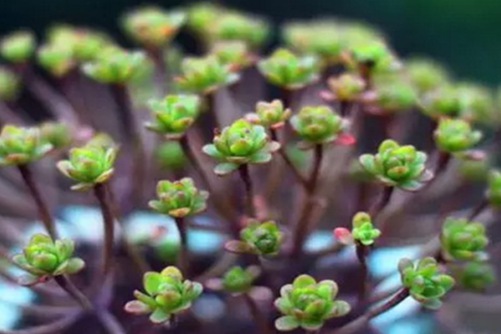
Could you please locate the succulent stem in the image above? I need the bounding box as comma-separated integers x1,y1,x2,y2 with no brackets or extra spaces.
94,183,115,277
239,164,256,218
174,217,189,276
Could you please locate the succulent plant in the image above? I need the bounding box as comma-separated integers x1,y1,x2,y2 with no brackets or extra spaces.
454,262,496,292
148,178,208,218
146,94,201,139
327,73,366,102
0,66,21,101
40,122,72,149
37,43,76,77
399,257,455,309
0,125,53,166
221,266,258,294
176,55,239,94
487,170,501,207
226,220,283,256
258,48,319,89
274,274,350,331
57,140,117,190
441,217,488,261
203,119,280,175
250,99,291,129
82,47,146,84
122,6,186,48
290,105,344,146
406,58,449,94
434,118,482,153
348,40,398,74
372,75,418,112
12,234,85,286
211,41,253,71
124,266,203,325
0,30,35,64
351,212,381,246
359,139,432,191
421,85,462,119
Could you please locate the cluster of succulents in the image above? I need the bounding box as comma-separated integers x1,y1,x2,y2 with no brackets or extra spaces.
0,2,498,334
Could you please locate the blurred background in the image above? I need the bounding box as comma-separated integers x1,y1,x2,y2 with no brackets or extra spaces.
0,0,500,85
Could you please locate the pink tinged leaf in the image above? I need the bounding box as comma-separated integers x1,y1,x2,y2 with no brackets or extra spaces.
333,228,354,245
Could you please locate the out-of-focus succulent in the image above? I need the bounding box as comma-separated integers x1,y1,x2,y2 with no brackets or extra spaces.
351,212,380,246
211,41,253,72
454,262,496,292
0,125,53,166
202,119,280,175
398,257,455,309
249,99,291,129
122,6,185,48
186,2,220,36
434,118,482,153
37,44,75,77
348,40,399,75
40,122,72,149
372,75,418,112
82,47,146,84
359,139,432,191
441,217,488,261
12,234,85,286
176,55,239,94
155,142,186,171
456,83,495,125
290,106,344,147
274,274,350,331
0,67,21,101
146,94,201,139
57,140,117,190
226,220,283,256
420,86,461,119
222,266,258,294
406,58,449,94
0,30,35,64
124,266,203,325
258,49,319,90
327,73,366,102
148,178,208,218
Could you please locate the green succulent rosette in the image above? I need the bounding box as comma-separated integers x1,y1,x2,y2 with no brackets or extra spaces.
455,83,496,126
359,139,432,191
226,220,283,256
37,43,76,77
82,46,146,84
176,55,239,94
12,234,85,286
148,178,208,218
121,6,186,48
202,119,280,175
222,266,258,294
453,262,496,292
211,41,254,72
57,141,117,191
441,217,488,261
258,48,319,90
0,30,36,64
372,75,418,112
348,40,399,75
251,99,291,129
186,2,220,36
434,118,482,153
0,67,21,101
124,266,203,325
40,122,72,149
351,212,381,246
399,257,455,309
290,106,344,147
0,125,53,166
420,85,462,119
327,73,366,102
146,94,201,139
274,275,350,331
406,58,449,94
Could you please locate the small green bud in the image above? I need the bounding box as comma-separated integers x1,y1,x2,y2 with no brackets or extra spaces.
258,48,319,90
441,217,488,261
57,140,117,191
40,122,72,149
124,266,203,325
359,139,432,191
421,86,462,119
406,58,449,94
222,266,257,294
211,41,253,72
0,30,36,64
154,142,186,171
82,47,146,84
252,99,291,129
487,170,501,207
203,119,280,175
454,262,496,292
146,94,201,139
0,67,21,101
349,40,398,74
274,275,350,331
351,212,381,246
398,257,455,309
455,83,495,126
176,55,239,94
37,43,75,77
290,105,344,146
0,125,53,166
148,178,208,218
327,73,366,102
12,234,85,285
209,11,270,49
229,220,283,256
122,6,185,48
186,3,219,35
434,118,482,153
